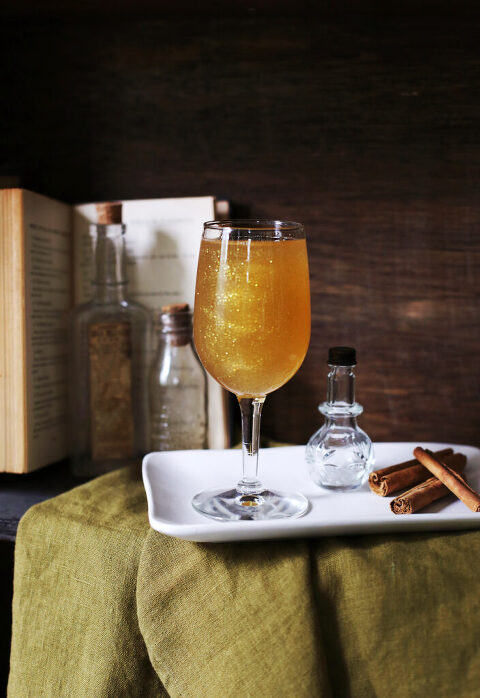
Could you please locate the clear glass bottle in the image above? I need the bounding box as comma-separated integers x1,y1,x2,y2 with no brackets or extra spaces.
305,346,374,491
149,304,207,451
70,203,151,477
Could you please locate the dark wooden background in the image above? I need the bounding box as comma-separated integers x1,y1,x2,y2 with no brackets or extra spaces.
2,1,480,447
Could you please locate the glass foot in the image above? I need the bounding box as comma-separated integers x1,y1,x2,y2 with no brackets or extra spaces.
192,487,309,521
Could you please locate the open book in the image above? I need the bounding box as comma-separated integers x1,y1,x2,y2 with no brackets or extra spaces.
0,189,230,473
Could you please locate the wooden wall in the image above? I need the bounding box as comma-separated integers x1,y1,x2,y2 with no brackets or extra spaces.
3,4,480,446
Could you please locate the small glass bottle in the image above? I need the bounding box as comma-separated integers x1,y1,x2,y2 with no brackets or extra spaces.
70,203,151,477
306,346,374,491
149,304,208,451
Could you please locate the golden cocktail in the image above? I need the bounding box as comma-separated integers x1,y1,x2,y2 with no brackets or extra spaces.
192,221,311,521
194,237,310,397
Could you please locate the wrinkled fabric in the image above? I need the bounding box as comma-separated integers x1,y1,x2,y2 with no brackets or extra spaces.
8,467,165,698
8,465,480,698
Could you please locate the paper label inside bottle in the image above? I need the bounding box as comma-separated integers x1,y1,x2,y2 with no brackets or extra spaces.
88,321,134,460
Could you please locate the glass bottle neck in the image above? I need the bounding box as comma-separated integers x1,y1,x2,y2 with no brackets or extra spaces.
327,365,355,406
157,333,193,349
91,223,128,303
320,364,363,418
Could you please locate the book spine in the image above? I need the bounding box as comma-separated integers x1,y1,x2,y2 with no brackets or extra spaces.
0,190,28,473
0,193,5,472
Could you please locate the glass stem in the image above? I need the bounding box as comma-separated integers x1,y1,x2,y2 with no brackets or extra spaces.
237,397,265,495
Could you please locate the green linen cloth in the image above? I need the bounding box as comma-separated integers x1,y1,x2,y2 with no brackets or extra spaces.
8,465,480,698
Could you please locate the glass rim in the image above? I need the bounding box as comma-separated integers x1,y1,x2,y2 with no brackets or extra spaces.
204,219,303,230
203,220,304,239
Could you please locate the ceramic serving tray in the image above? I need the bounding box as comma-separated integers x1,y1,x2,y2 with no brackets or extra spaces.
142,442,480,543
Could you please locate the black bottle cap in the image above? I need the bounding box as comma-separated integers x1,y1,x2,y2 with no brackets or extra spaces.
328,346,356,366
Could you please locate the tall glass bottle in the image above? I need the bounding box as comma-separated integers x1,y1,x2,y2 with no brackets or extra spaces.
149,304,207,451
70,203,151,477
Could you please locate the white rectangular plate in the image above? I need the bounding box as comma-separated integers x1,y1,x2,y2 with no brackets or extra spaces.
142,442,480,542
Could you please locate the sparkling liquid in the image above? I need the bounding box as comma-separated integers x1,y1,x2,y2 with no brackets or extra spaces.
194,238,310,397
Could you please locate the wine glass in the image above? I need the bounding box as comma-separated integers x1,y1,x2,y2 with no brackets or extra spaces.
192,220,311,521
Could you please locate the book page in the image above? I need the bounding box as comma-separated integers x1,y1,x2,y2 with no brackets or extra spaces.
23,191,72,469
74,197,229,449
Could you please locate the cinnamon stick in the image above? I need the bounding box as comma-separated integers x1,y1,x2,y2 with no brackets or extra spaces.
413,447,480,513
369,448,454,496
390,453,467,514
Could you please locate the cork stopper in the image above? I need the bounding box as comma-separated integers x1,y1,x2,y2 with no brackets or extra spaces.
96,202,123,224
158,303,192,346
161,303,190,314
